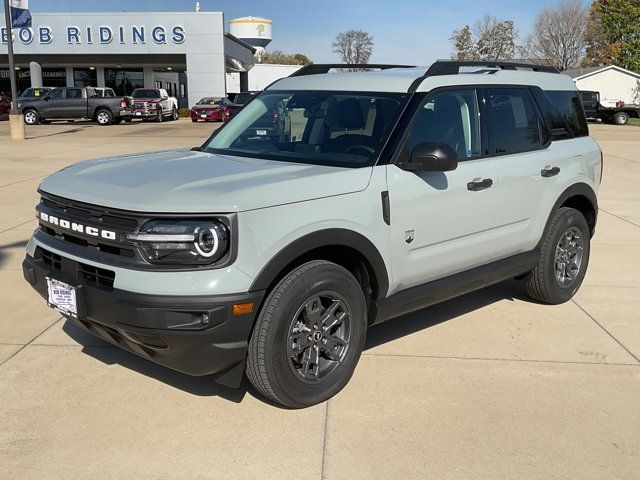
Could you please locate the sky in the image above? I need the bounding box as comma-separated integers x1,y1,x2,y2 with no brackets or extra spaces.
2,0,591,64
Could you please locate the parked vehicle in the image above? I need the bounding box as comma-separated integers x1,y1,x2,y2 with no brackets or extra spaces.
580,90,640,125
23,61,601,408
18,87,53,100
131,88,178,122
190,97,232,122
18,87,133,125
229,91,259,116
0,95,10,118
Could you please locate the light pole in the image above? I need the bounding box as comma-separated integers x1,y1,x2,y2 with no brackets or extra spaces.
3,0,26,140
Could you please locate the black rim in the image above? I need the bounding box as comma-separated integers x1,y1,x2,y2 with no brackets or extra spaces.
287,291,351,383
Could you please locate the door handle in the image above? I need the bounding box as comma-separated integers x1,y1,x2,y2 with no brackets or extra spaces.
467,178,493,191
541,166,560,177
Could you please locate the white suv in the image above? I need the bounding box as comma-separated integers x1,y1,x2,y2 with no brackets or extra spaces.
23,61,601,408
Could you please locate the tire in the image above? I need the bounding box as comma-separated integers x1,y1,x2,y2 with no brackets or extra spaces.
40,119,51,125
524,207,591,305
171,107,178,121
113,117,123,125
191,119,198,122
23,109,39,125
155,109,163,123
614,112,629,125
247,260,367,408
95,109,113,126
124,118,132,123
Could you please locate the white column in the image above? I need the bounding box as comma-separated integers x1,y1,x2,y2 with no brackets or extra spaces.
29,62,42,88
65,67,74,87
143,67,155,88
96,67,105,87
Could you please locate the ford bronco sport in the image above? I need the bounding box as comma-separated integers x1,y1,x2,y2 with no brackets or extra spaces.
23,61,601,408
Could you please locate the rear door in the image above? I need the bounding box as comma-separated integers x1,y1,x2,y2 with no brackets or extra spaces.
387,88,499,292
580,91,598,119
486,87,578,260
60,88,86,118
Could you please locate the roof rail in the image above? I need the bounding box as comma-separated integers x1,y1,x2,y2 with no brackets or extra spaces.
425,60,560,76
289,64,416,77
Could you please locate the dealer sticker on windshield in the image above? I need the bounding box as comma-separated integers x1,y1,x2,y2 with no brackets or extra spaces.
256,129,267,136
46,278,78,317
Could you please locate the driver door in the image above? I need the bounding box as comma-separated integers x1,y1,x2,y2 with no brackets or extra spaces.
42,88,66,118
387,88,499,292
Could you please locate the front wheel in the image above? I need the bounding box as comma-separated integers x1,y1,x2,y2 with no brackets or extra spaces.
171,107,178,121
95,109,113,126
614,112,629,125
524,207,591,304
155,109,163,123
247,260,367,408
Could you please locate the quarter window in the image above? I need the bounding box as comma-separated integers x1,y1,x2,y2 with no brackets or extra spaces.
404,89,480,160
66,88,83,99
484,88,541,155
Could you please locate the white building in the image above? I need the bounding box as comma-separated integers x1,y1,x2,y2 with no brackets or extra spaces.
226,63,302,93
0,12,255,108
565,65,640,105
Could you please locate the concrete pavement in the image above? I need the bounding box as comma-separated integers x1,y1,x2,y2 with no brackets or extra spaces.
0,119,639,479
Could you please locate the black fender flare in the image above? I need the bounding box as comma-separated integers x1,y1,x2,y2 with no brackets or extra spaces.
547,182,598,234
249,228,390,300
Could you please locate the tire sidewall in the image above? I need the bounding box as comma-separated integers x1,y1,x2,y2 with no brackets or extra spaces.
615,113,628,125
96,109,112,125
24,109,38,125
257,263,367,407
541,209,591,303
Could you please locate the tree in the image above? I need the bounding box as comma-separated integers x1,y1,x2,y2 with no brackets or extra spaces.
584,0,640,71
450,16,517,61
259,50,313,66
524,0,589,70
450,25,479,60
332,30,374,65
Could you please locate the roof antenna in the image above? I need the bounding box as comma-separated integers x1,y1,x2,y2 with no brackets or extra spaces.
195,2,201,12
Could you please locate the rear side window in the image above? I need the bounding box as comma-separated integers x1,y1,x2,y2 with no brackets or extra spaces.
66,89,83,99
484,88,541,155
545,91,588,138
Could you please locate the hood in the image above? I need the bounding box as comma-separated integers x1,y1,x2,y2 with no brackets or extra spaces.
39,149,372,213
133,97,160,102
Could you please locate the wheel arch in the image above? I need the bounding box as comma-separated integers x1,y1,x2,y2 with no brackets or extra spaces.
249,229,390,303
549,183,598,237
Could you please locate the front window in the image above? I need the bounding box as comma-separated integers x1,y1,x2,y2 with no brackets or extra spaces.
132,89,160,99
203,90,407,168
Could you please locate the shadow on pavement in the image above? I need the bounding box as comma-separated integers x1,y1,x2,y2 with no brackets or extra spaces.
0,239,28,269
62,279,531,405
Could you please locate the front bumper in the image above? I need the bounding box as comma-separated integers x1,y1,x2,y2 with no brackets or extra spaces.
133,108,159,118
22,251,265,387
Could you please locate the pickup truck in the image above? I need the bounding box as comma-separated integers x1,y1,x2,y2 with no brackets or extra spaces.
580,90,640,125
131,88,179,122
18,87,133,126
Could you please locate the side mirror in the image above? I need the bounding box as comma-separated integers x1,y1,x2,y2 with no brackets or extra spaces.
43,96,50,101
399,142,458,172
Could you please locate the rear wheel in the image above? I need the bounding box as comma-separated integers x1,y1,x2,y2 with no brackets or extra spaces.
524,207,590,304
614,112,629,125
95,109,113,126
23,109,39,125
191,118,198,122
247,260,367,408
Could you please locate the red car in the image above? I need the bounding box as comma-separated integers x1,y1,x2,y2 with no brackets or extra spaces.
191,97,232,122
0,95,11,118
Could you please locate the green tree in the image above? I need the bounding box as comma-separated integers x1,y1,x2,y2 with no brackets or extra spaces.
260,50,313,66
584,0,640,71
450,25,479,60
450,16,518,61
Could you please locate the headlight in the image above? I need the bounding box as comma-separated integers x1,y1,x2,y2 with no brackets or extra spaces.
127,220,229,265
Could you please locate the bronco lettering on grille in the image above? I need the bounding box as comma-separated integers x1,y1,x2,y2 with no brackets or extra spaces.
39,212,117,240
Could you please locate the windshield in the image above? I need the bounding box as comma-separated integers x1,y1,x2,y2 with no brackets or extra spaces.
203,90,407,168
133,89,159,99
198,98,223,105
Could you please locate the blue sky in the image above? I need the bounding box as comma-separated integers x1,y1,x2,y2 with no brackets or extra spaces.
5,0,589,64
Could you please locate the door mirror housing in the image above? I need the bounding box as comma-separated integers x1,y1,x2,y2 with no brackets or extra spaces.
399,142,458,172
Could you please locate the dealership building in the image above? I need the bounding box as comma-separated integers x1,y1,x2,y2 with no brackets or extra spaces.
0,12,256,107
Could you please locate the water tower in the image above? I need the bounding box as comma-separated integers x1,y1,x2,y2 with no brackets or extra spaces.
229,17,272,61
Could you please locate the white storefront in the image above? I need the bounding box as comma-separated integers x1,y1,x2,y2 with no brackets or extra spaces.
0,12,255,107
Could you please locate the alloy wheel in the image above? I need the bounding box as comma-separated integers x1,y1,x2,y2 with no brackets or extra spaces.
97,112,110,124
554,226,584,287
24,111,37,124
287,292,351,383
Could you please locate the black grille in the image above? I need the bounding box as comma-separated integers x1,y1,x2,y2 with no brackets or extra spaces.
36,247,116,290
41,248,62,270
79,263,115,289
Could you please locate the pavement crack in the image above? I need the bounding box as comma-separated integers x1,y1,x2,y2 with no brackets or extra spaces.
572,299,640,364
599,209,640,229
321,400,329,480
0,317,63,368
